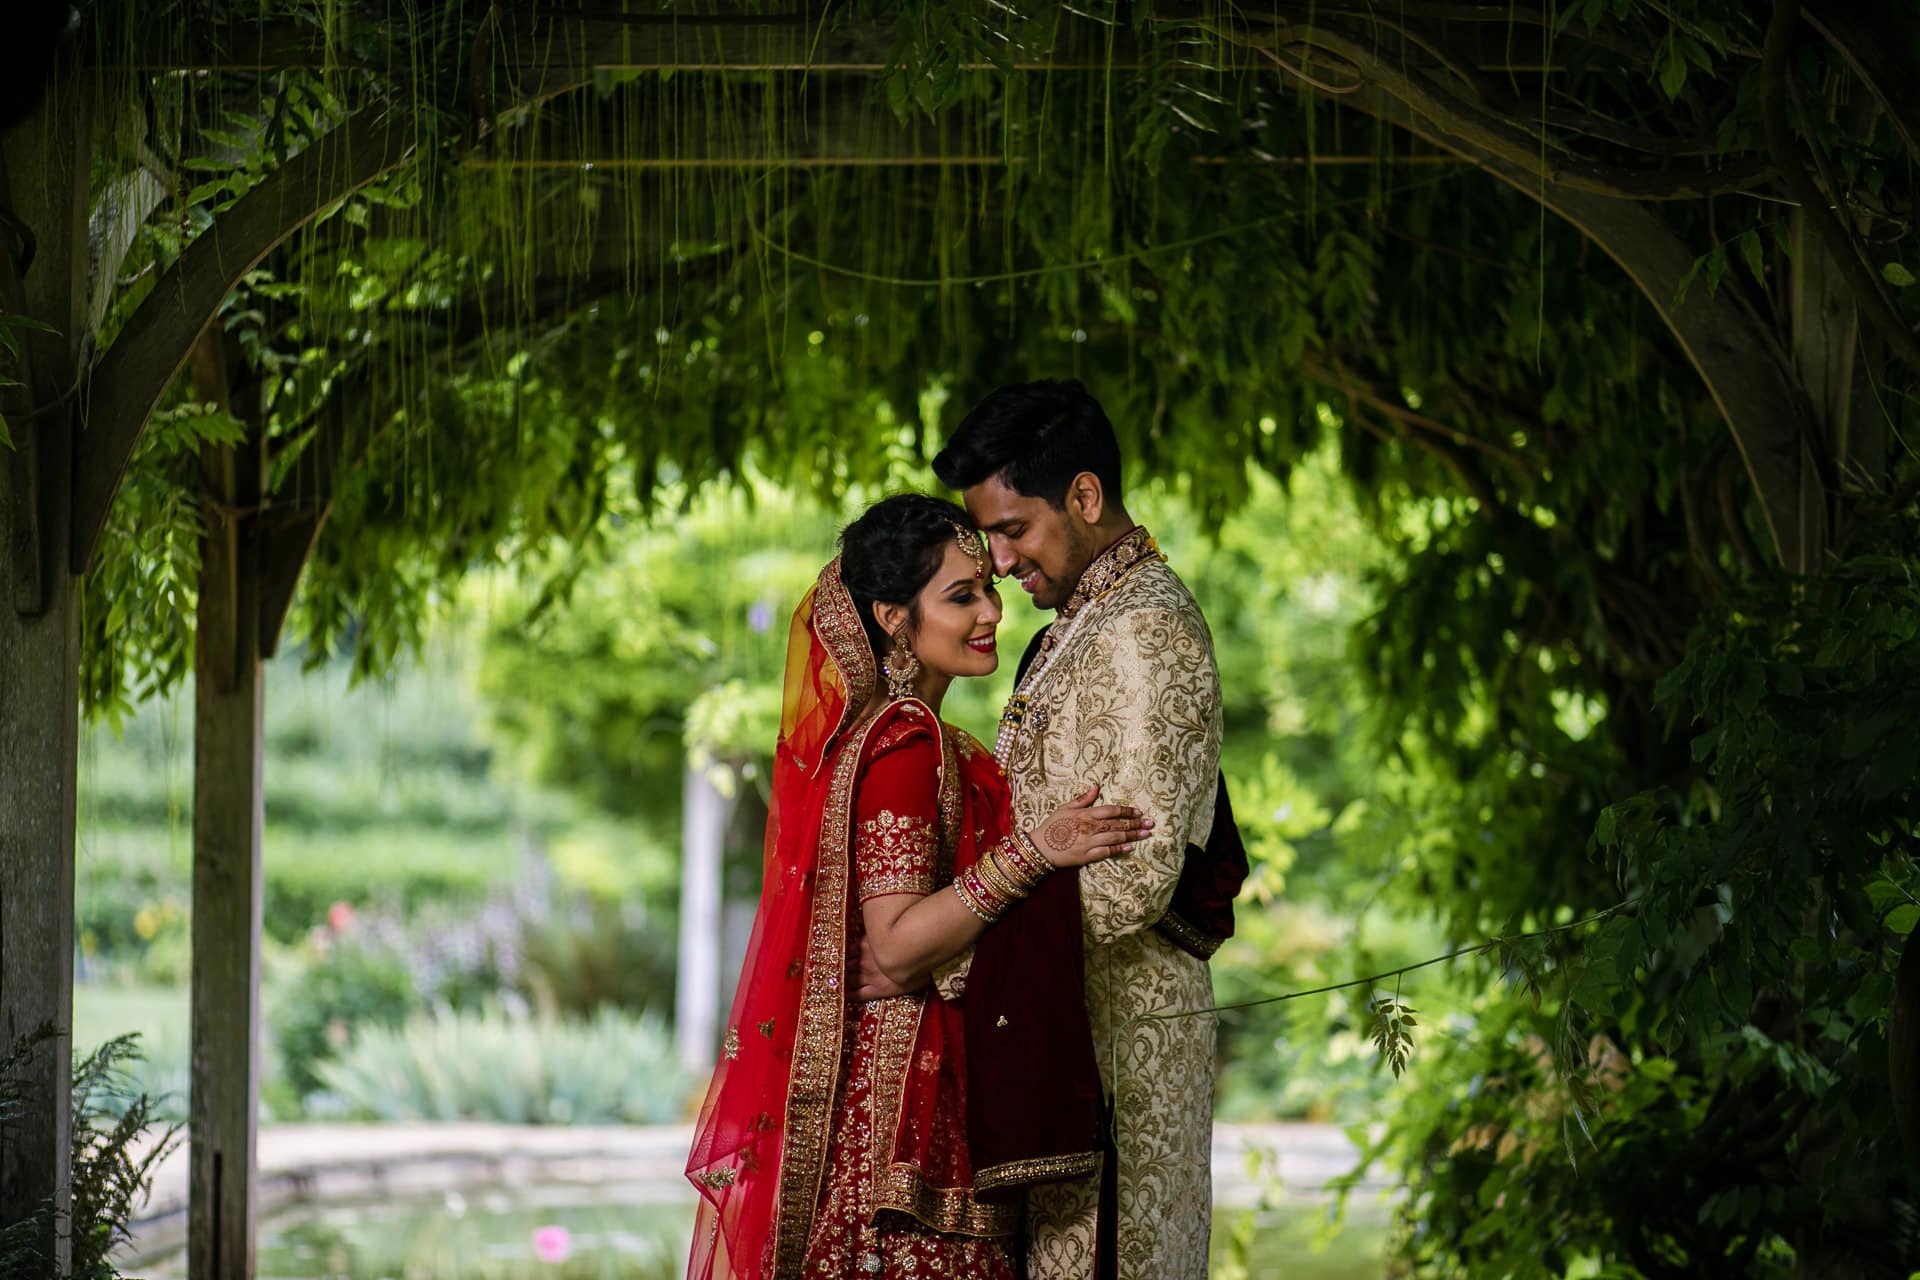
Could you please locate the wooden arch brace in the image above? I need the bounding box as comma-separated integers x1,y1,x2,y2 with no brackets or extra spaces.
71,112,414,574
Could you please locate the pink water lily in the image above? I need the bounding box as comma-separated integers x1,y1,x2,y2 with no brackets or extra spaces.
532,1225,571,1264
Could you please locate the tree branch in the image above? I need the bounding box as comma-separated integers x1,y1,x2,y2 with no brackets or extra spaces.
1223,44,1819,570
1299,348,1531,470
1761,0,1920,376
1182,12,1775,201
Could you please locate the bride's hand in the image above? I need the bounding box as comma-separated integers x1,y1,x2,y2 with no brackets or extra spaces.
1027,785,1153,869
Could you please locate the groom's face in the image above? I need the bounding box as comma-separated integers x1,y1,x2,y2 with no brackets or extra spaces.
962,473,1097,612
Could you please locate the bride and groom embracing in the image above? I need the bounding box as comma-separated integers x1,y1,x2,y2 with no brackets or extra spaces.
687,380,1247,1280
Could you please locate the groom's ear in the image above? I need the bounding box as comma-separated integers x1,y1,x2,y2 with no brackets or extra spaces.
1065,471,1105,526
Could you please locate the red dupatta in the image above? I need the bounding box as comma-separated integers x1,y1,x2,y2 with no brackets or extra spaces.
685,558,1016,1278
685,558,873,1279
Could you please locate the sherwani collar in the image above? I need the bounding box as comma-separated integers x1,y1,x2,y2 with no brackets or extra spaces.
1060,526,1163,622
995,526,1165,760
1027,526,1164,675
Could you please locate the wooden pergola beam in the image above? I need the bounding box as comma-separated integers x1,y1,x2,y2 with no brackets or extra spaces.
104,12,1263,74
459,152,1464,169
0,54,90,1277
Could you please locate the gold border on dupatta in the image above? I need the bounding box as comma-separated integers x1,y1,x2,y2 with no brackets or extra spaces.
814,557,877,753
768,704,883,1277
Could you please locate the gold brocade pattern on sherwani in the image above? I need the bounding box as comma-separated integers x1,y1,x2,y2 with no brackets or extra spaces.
994,534,1225,1280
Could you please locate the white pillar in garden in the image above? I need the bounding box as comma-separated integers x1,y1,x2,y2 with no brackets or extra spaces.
676,762,730,1073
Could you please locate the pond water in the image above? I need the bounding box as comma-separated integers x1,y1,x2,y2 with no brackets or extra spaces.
141,1181,1387,1279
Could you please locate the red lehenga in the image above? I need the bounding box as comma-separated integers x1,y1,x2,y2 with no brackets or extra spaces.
686,559,1023,1280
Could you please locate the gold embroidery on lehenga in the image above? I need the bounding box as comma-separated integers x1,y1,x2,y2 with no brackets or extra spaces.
855,810,938,898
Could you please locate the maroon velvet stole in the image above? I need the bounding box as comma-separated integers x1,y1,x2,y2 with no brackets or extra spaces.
962,868,1103,1195
961,626,1247,1274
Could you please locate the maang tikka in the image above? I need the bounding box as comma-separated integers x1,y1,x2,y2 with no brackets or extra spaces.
884,629,920,700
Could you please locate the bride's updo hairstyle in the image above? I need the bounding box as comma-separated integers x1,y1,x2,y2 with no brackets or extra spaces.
838,494,978,657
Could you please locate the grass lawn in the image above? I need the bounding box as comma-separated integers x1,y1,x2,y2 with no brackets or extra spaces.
73,982,193,1121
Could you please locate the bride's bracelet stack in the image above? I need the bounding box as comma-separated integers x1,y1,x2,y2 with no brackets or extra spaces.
951,833,1053,921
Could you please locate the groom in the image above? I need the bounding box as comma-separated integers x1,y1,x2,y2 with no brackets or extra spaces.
933,379,1231,1280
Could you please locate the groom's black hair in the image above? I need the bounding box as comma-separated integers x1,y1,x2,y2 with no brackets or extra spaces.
933,379,1123,510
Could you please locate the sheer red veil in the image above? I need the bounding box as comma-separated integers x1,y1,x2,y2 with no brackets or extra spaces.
685,557,874,1280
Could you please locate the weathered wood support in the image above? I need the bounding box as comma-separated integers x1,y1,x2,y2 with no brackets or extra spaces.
0,57,89,1278
187,331,267,1280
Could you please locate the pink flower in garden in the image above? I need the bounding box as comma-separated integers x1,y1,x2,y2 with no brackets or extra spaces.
532,1225,572,1264
326,901,356,933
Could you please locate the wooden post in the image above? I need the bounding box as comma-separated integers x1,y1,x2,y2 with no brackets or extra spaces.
0,59,88,1277
676,763,732,1074
187,333,265,1280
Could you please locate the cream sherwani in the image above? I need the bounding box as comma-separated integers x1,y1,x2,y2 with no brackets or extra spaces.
998,528,1223,1280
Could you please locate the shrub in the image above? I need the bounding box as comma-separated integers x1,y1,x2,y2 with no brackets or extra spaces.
264,827,517,944
517,897,677,1018
315,1004,695,1124
270,935,421,1097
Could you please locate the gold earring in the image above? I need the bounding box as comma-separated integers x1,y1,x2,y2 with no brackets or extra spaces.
884,630,920,701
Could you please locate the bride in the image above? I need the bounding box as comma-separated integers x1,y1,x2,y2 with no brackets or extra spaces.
686,494,1151,1279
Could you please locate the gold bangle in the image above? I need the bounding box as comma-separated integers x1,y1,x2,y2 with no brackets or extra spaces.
974,849,1026,904
1017,829,1059,874
973,859,1022,913
962,865,1013,919
1000,835,1050,890
984,843,1038,898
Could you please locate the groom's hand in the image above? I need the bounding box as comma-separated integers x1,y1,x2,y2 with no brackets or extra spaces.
853,936,920,1000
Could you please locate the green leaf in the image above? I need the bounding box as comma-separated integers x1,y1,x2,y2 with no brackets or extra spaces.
0,409,13,450
1736,230,1766,284
1673,255,1705,306
1888,904,1920,936
1703,246,1727,296
1882,262,1916,288
1657,39,1688,99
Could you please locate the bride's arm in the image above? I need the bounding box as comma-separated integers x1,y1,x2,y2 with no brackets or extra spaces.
854,736,1149,990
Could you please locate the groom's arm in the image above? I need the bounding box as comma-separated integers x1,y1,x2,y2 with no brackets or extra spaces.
1074,605,1222,945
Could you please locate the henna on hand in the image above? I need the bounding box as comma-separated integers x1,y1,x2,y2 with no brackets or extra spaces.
1043,818,1079,853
